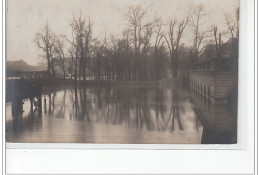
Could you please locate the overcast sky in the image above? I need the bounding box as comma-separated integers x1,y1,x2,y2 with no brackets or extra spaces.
7,0,239,65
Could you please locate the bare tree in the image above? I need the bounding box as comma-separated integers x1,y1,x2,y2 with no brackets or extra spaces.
140,22,153,80
68,45,79,84
54,35,67,79
125,5,145,56
225,7,239,39
212,26,222,58
69,13,93,81
164,18,188,78
67,15,83,84
189,5,210,63
225,7,239,59
91,38,107,81
154,17,164,50
122,28,132,80
125,5,151,80
153,17,165,80
35,23,56,77
83,19,93,81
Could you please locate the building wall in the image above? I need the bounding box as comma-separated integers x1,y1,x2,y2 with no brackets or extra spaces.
189,71,238,104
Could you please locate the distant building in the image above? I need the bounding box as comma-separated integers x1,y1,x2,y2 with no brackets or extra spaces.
6,70,49,79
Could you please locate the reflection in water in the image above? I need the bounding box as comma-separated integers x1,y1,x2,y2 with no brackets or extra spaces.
6,103,43,142
6,85,237,144
190,88,237,144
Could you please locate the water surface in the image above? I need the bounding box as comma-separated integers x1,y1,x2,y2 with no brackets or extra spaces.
6,85,237,144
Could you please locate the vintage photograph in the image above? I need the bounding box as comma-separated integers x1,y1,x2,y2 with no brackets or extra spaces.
6,0,239,144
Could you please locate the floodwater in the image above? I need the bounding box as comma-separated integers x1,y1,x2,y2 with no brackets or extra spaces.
6,85,237,144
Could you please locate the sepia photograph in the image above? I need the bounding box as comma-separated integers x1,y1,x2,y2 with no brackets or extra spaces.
6,0,239,144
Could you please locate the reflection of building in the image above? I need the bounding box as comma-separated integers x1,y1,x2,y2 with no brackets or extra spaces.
190,87,237,144
6,106,43,142
189,58,238,104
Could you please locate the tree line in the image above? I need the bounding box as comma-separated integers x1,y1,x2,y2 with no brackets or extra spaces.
35,5,239,82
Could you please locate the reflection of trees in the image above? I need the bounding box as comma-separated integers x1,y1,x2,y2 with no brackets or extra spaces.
156,89,185,132
48,93,51,116
154,88,184,132
116,87,131,127
70,86,79,120
47,92,56,117
45,86,192,133
51,91,56,117
155,88,166,131
135,88,152,130
79,87,90,121
53,89,66,119
141,89,153,131
74,86,79,119
106,87,110,124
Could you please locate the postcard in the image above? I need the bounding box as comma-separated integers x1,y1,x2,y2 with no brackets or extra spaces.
6,0,239,145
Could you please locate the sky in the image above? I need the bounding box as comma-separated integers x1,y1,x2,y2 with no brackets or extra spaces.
7,0,239,65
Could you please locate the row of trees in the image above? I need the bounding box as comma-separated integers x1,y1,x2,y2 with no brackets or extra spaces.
35,5,239,81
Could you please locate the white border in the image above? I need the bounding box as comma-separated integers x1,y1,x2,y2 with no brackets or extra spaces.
3,0,256,173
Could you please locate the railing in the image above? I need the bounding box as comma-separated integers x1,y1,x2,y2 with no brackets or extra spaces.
190,58,238,72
